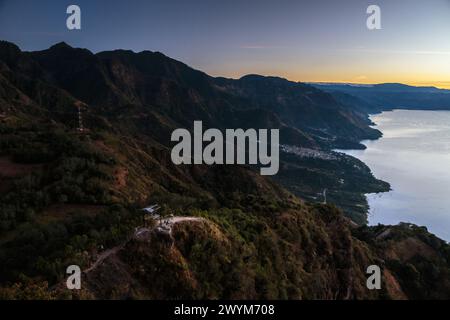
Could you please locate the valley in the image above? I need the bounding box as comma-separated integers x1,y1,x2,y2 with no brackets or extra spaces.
0,40,449,299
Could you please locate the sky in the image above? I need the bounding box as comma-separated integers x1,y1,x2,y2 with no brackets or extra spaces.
1,0,450,88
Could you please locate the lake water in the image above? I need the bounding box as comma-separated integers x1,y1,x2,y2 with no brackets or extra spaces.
340,109,450,242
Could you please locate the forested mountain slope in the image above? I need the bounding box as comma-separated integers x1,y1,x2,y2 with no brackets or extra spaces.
0,41,448,300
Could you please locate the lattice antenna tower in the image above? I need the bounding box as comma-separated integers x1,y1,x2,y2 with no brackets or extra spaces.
77,104,84,133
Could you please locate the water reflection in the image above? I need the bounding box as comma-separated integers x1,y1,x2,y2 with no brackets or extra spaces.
340,110,450,241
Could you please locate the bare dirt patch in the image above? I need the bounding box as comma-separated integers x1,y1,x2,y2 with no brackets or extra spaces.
0,156,42,178
114,167,128,188
383,269,407,300
386,237,439,262
37,204,106,224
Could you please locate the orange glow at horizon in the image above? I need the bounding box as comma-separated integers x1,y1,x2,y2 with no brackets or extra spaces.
207,65,450,90
202,44,450,91
211,70,450,90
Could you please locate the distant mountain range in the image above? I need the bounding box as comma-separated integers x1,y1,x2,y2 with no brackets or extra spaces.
311,82,450,112
1,40,449,300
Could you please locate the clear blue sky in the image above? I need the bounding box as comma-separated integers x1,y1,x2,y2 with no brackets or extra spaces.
1,0,450,87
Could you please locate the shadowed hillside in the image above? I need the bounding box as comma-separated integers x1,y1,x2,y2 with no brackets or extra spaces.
0,41,448,300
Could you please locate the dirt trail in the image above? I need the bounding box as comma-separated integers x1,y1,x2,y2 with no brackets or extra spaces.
155,216,205,235
84,245,124,273
84,216,204,273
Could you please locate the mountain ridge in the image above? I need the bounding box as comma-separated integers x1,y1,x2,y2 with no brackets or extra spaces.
1,40,449,300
